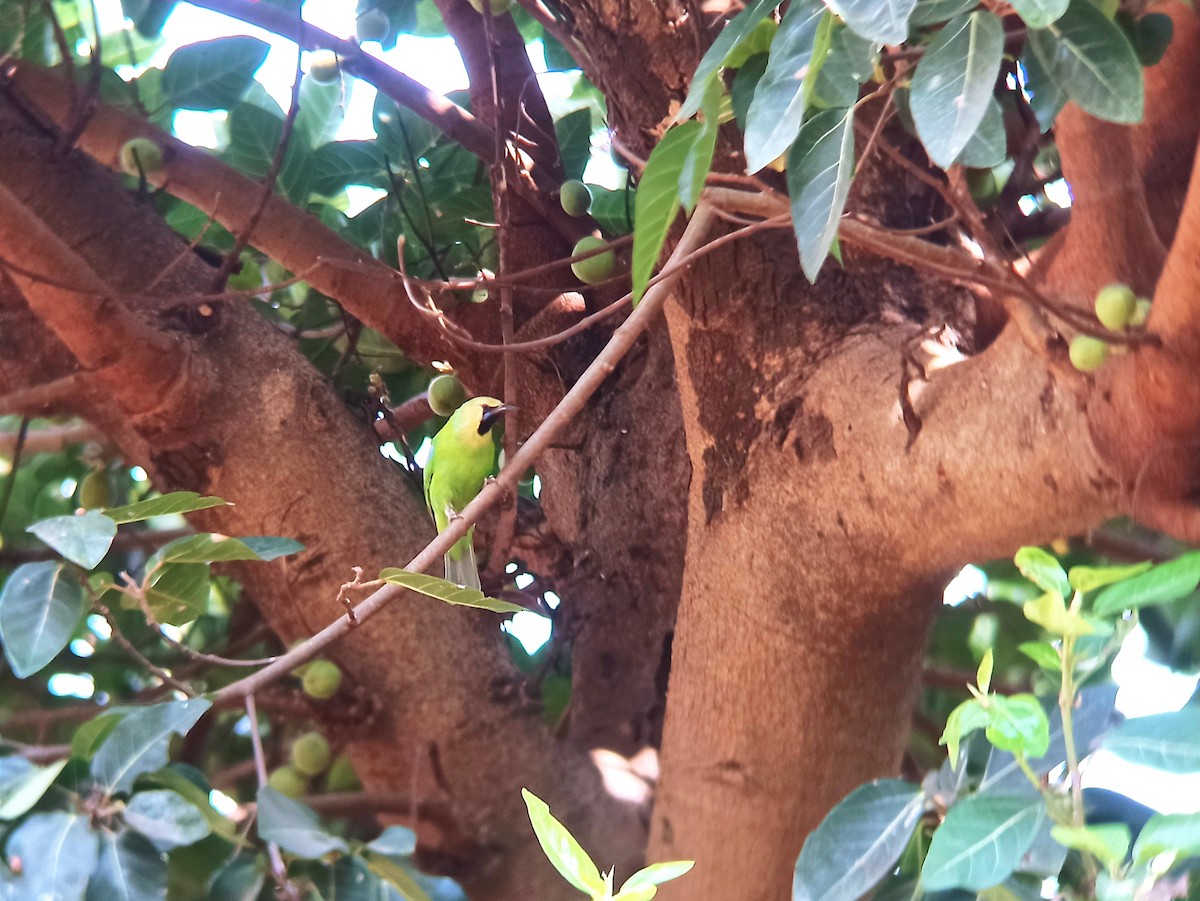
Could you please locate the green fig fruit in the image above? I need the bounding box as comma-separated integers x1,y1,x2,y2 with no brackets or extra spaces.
1069,335,1109,372
291,731,332,776
570,236,615,285
1094,283,1136,330
302,659,343,699
559,180,592,217
428,375,468,418
119,137,163,176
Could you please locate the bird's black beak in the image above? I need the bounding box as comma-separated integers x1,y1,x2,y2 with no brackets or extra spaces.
478,404,514,436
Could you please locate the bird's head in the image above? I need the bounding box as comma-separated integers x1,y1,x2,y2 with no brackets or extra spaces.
451,396,512,443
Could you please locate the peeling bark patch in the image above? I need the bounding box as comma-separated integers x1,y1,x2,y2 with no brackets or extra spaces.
689,330,760,523
771,395,836,464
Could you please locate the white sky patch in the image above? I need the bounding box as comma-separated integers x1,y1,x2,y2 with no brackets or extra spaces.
1043,178,1073,209
943,564,986,606
515,572,535,590
172,109,226,150
346,185,387,216
208,789,239,817
130,465,148,482
48,673,95,699
504,610,551,654
1112,627,1200,717
60,477,78,499
70,639,95,658
544,590,561,610
531,474,542,498
87,614,112,640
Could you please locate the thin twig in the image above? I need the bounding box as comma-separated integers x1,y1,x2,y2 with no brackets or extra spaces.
246,694,299,899
0,416,30,531
93,600,196,696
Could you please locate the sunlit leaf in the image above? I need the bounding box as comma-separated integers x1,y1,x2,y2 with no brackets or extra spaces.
91,699,213,794
26,511,117,569
521,788,605,896
1013,547,1070,601
620,860,695,893
1092,551,1200,616
678,0,781,121
365,852,436,901
985,695,1050,760
0,757,67,820
1069,562,1152,595
629,122,701,304
378,568,524,613
103,492,228,524
679,81,721,213
154,533,303,565
162,36,269,111
1050,823,1130,870
786,106,856,282
1131,812,1200,865
0,562,87,678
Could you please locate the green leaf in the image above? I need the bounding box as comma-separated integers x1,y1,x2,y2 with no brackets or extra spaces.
374,92,441,164
312,140,389,195
1016,641,1061,672
145,562,211,626
367,825,418,857
1068,562,1152,595
520,788,605,896
153,533,303,565
677,0,780,121
921,795,1045,891
124,789,211,850
629,122,701,304
86,831,167,901
910,0,978,27
4,812,98,901
679,81,721,213
1020,51,1067,132
825,0,918,44
1102,708,1200,773
364,852,436,901
910,11,1004,168
1022,591,1093,637
590,186,635,236
555,108,594,182
296,71,350,150
732,54,769,128
0,757,67,820
941,698,991,768
0,562,87,678
91,698,213,794
256,785,349,858
162,36,269,111
986,695,1050,759
620,860,695,894
1013,547,1071,600
793,780,924,901
811,25,879,108
1131,812,1200,865
786,106,856,282
1027,1,1144,124
1093,551,1200,616
208,856,267,901
140,765,236,840
955,98,1006,168
225,102,315,205
71,711,127,762
378,568,525,614
102,492,228,524
977,648,994,694
26,511,117,569
743,0,825,173
1050,823,1131,870
1009,0,1068,29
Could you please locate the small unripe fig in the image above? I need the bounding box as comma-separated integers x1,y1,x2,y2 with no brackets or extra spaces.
291,731,332,776
325,755,361,792
267,765,307,798
466,0,514,14
79,469,111,510
559,180,592,217
1094,283,1136,330
302,659,343,699
570,236,615,285
428,375,467,418
1069,335,1109,372
356,9,389,41
1128,297,1152,328
119,137,163,176
308,51,341,84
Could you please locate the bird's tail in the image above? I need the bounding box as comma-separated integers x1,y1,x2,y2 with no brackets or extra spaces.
443,537,481,591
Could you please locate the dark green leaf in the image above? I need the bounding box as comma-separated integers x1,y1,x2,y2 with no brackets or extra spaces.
0,758,67,820
786,106,856,282
378,568,525,613
956,98,1006,168
520,788,604,896
5,812,98,901
154,534,302,565
678,0,780,121
27,511,117,569
0,562,87,678
590,186,634,236
1051,823,1131,870
91,699,213,794
1131,812,1200,864
743,0,825,173
256,786,349,858
225,102,315,205
554,108,594,182
1132,13,1173,66
102,492,228,524
811,25,878,109
630,122,701,304
162,36,269,111
909,0,978,27
1028,1,1144,124
296,72,350,149
1102,708,1200,773
312,140,389,195
1020,51,1067,132
731,54,769,128
207,856,266,901
374,93,440,164
86,831,167,901
1093,551,1200,616
910,11,1004,167
922,795,1045,891
124,789,211,850
145,563,211,626
793,780,924,901
826,0,918,44
1013,548,1070,608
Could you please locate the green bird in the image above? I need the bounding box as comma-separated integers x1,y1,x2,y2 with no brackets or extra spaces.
423,396,511,590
